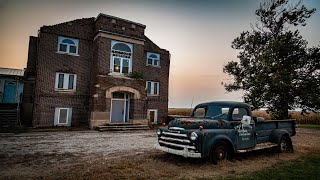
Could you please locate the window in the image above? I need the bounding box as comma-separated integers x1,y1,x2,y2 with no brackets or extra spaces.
110,41,133,74
146,81,159,95
192,105,229,119
146,52,160,66
148,109,158,124
193,107,206,117
232,108,249,121
55,73,77,91
57,36,79,55
54,107,72,126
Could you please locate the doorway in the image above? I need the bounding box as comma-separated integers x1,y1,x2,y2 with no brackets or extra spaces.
111,92,130,123
148,109,158,124
3,81,17,103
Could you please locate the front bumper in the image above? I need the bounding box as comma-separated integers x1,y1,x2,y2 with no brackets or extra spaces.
155,143,201,158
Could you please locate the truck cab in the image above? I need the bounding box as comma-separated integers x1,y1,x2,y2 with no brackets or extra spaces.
155,101,296,164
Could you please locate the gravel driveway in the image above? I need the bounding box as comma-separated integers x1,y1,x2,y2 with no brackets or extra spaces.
1,128,320,179
0,130,157,157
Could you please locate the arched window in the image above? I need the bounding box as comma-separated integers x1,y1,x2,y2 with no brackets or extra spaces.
146,52,160,66
110,41,133,74
58,36,79,55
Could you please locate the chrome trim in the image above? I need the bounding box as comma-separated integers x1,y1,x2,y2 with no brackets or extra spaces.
158,140,196,149
169,127,185,131
160,136,191,143
163,131,187,137
155,144,201,158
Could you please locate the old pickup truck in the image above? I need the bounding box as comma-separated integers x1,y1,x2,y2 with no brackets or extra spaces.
155,101,296,164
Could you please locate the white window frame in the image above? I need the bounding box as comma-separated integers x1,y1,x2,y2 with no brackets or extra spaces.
146,52,160,67
147,109,158,124
146,81,159,96
54,73,77,91
110,41,133,75
58,108,69,125
57,36,79,56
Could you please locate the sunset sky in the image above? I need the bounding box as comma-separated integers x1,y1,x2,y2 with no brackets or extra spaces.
1,0,319,108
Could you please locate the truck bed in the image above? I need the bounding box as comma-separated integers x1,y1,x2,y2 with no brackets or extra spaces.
255,119,296,144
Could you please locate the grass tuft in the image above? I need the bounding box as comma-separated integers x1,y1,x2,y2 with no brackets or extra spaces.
223,153,320,180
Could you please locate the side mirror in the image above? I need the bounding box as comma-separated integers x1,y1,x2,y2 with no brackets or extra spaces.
241,115,251,125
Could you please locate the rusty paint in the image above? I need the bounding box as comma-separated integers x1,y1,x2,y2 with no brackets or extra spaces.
180,120,196,125
218,120,225,126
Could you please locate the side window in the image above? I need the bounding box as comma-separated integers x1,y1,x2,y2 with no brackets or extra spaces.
146,52,160,67
54,107,72,126
55,73,77,91
193,107,206,117
146,81,159,95
57,36,79,55
232,108,249,121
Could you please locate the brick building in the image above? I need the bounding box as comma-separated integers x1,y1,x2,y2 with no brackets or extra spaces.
23,14,170,128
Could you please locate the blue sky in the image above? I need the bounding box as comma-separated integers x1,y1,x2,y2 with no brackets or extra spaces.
0,0,319,107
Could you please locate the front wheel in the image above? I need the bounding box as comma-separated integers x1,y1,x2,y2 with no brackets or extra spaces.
210,142,229,165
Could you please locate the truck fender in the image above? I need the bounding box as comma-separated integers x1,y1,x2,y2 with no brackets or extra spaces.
270,129,291,145
205,135,235,158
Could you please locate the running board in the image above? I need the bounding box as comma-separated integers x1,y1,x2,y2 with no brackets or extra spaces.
236,143,278,153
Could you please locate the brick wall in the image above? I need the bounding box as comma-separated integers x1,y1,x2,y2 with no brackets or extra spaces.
32,19,94,127
95,14,145,39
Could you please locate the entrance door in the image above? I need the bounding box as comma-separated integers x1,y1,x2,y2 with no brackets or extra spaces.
3,81,17,103
111,100,125,122
111,92,130,123
148,109,158,124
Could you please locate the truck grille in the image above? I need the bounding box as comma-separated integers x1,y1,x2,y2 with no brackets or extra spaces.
158,127,197,151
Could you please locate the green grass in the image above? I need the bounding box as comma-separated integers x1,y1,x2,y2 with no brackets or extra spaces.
224,153,320,180
297,124,320,129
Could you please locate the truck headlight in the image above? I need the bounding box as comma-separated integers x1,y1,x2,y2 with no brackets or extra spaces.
190,132,198,141
157,129,162,136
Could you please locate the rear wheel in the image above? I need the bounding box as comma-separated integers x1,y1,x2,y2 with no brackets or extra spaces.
278,136,292,153
210,142,229,165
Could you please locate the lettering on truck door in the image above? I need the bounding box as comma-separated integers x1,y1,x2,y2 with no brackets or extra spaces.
232,107,256,149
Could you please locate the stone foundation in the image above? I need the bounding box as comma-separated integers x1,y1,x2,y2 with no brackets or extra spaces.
132,119,149,125
90,111,110,128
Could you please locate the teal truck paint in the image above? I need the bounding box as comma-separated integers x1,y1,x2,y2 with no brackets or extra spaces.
155,101,296,164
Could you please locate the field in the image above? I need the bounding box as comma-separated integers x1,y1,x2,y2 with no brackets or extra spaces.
168,108,320,125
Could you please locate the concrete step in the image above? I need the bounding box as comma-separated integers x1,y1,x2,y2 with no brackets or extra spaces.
0,103,19,110
97,124,150,131
101,123,139,126
98,125,147,128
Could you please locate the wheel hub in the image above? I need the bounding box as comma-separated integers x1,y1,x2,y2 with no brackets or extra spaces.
280,140,287,152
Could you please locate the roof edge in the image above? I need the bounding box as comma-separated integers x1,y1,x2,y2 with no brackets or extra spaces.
95,13,146,28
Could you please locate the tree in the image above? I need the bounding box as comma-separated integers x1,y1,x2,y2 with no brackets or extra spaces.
223,0,319,119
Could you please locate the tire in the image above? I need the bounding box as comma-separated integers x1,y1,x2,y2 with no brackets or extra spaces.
278,136,292,153
210,141,229,165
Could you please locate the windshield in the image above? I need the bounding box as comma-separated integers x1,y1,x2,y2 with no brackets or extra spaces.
192,105,229,119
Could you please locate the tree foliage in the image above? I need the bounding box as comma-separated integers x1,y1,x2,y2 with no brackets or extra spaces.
223,0,319,119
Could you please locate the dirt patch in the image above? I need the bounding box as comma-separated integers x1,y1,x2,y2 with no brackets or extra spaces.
0,128,320,179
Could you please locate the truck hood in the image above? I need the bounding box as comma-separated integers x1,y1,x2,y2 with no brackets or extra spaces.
168,117,230,129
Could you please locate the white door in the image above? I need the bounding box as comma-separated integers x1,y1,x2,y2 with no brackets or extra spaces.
111,100,125,123
148,109,158,124
111,92,130,123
